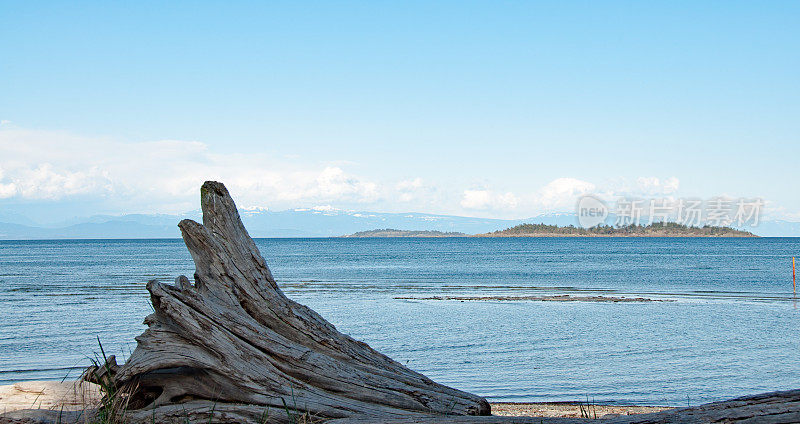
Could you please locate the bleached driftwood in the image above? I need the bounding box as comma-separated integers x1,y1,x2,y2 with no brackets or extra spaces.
84,181,490,423
58,180,798,423
326,389,800,423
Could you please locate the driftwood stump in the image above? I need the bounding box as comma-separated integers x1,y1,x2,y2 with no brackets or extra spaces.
85,181,490,423
73,181,800,423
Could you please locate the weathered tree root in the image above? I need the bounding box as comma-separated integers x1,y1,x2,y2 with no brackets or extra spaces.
85,181,490,423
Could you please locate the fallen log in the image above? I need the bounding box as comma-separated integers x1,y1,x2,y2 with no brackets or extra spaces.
84,181,490,423
326,389,800,423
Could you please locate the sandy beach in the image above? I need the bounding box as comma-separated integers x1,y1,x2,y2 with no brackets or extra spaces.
0,381,100,415
0,381,671,420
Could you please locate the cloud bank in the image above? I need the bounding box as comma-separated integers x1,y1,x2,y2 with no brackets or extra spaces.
5,124,787,222
0,126,383,214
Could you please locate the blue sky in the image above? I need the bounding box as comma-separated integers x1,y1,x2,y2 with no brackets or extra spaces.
1,1,798,223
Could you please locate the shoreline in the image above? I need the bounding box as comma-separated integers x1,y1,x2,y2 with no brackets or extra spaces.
0,381,672,419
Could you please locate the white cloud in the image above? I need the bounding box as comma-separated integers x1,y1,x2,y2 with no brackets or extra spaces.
526,176,682,213
0,126,381,212
460,189,518,210
396,177,423,191
396,177,425,202
599,176,681,198
536,178,596,209
0,167,13,198
32,164,112,199
0,179,15,198
4,125,763,221
767,207,800,221
634,176,680,195
311,167,378,200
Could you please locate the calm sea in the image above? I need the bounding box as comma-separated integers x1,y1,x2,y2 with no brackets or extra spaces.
2,237,799,406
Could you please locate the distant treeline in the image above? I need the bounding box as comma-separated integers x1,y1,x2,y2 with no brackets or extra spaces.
344,223,756,237
484,222,756,237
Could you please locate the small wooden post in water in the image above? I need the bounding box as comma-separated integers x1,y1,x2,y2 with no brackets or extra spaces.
794,257,796,295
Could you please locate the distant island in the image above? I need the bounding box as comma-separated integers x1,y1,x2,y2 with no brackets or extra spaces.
344,223,756,237
343,228,467,237
478,222,756,237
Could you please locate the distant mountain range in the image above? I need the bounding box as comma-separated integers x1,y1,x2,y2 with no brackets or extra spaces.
0,208,797,239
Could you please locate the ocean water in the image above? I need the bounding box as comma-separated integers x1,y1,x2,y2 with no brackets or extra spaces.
1,237,800,406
